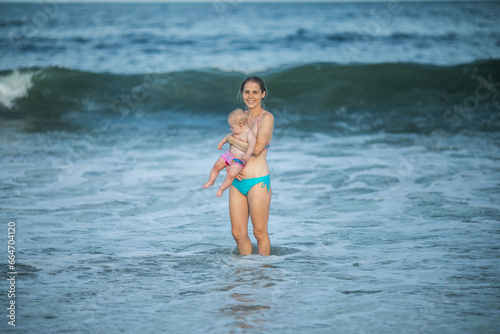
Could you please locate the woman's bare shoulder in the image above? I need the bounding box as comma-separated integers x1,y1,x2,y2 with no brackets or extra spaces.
262,110,274,122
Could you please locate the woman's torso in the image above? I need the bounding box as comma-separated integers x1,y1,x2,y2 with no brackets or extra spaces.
242,110,273,179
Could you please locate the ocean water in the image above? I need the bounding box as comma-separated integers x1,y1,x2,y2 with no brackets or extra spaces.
1,2,500,333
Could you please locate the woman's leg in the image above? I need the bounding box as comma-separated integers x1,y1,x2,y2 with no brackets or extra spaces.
229,185,252,255
247,184,271,255
203,157,226,189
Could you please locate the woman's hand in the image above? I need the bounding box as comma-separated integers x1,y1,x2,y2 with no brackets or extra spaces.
235,169,245,181
227,135,249,152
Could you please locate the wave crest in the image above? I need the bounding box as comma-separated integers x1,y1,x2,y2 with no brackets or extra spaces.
0,69,36,109
1,59,499,133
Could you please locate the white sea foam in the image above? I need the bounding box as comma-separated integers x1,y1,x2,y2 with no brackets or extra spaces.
2,114,500,333
0,70,35,109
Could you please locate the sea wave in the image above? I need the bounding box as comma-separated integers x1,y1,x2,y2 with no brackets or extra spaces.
1,60,499,133
0,70,36,109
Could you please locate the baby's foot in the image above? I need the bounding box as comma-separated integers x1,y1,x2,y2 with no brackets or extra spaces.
203,181,214,189
216,189,223,197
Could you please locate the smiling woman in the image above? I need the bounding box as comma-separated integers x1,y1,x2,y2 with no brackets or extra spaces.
227,76,274,256
1,2,500,333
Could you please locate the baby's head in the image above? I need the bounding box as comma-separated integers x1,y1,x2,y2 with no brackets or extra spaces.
228,108,248,135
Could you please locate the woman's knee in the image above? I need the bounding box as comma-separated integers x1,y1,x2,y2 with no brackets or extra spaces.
253,228,269,242
232,228,248,241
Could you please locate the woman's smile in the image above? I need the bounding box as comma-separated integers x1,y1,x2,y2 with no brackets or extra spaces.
242,81,266,110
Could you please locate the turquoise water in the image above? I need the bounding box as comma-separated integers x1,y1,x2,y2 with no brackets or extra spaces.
1,2,500,333
2,118,500,333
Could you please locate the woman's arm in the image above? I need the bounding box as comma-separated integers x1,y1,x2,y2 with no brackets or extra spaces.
228,113,274,156
252,113,274,156
227,135,248,152
242,131,256,162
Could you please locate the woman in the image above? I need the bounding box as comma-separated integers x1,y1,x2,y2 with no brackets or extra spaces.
227,76,274,256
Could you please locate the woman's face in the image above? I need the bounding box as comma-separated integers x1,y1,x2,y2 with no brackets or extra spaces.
242,81,266,109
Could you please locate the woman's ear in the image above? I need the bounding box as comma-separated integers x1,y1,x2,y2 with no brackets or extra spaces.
262,91,266,100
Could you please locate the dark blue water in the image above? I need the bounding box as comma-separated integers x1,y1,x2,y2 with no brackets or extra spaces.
1,2,500,333
1,2,500,73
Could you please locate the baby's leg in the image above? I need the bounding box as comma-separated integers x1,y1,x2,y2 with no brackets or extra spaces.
203,157,227,189
216,164,243,197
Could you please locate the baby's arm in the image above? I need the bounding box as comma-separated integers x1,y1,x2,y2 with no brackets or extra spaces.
241,130,256,162
218,133,232,150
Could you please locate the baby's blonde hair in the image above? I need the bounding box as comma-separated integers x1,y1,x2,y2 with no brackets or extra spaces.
228,108,248,126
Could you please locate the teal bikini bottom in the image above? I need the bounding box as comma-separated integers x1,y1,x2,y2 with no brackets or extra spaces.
232,175,271,196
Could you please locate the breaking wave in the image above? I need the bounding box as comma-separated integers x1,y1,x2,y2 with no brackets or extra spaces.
1,59,499,133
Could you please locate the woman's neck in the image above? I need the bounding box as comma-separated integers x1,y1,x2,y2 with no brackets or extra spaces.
247,106,263,117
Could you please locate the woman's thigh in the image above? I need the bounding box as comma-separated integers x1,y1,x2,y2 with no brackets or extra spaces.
229,185,249,236
247,183,271,234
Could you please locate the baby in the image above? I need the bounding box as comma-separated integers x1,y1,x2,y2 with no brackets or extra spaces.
203,108,256,197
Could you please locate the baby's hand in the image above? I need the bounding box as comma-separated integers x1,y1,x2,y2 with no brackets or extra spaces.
217,141,225,150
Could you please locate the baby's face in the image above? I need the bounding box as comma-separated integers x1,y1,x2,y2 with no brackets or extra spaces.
229,120,244,135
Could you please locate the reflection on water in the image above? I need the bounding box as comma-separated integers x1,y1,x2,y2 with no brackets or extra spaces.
218,259,285,332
